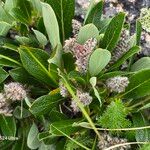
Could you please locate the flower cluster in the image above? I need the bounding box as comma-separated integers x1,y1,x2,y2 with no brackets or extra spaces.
0,82,27,116
64,38,97,73
4,82,27,101
71,89,93,113
106,76,129,93
97,132,131,150
110,30,130,65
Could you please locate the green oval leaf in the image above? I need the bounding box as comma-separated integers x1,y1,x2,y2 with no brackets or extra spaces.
42,2,60,49
46,0,75,43
32,29,48,47
30,93,63,116
77,23,99,44
89,48,111,76
19,46,57,87
101,12,126,51
27,123,40,149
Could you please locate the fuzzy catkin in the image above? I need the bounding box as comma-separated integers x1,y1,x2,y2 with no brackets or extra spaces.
72,19,82,36
4,82,27,101
97,132,131,150
110,30,130,65
106,76,129,93
70,90,93,113
63,38,97,74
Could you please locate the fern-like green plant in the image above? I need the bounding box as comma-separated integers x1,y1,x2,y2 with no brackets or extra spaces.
98,99,131,132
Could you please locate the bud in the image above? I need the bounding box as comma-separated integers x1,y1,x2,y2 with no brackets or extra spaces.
106,76,129,93
59,81,69,98
4,82,27,101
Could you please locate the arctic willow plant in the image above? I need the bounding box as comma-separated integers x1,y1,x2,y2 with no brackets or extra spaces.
0,0,150,150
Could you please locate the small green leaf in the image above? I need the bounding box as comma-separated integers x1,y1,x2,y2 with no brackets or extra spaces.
27,123,41,149
0,67,9,83
30,93,63,116
77,24,99,44
101,12,126,51
15,36,32,45
89,48,111,76
131,57,150,72
32,29,48,47
90,77,102,106
48,44,62,68
42,2,60,49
